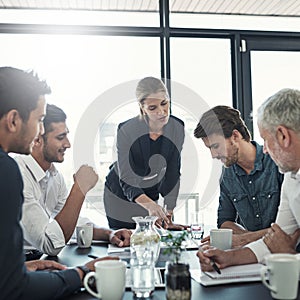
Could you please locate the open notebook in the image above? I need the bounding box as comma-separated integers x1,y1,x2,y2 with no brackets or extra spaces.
190,263,263,286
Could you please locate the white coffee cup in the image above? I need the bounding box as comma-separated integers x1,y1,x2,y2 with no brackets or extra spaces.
84,260,126,300
76,223,93,248
261,253,299,300
210,228,232,250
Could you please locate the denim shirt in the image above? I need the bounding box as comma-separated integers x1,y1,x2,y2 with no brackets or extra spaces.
217,142,284,231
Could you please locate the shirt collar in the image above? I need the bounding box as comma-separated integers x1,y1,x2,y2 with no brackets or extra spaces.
233,141,263,176
21,155,57,182
290,169,300,181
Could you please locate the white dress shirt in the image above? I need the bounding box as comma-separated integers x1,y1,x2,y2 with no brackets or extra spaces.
247,170,300,263
16,155,70,256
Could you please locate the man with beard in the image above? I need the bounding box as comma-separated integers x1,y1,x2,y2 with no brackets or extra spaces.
15,104,131,260
194,106,283,248
0,66,116,300
197,89,300,271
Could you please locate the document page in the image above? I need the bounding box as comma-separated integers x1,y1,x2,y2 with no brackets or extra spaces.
205,263,262,279
190,263,263,286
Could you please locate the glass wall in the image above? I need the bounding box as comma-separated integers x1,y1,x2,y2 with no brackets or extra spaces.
170,38,232,226
0,33,161,225
251,51,300,143
2,6,298,228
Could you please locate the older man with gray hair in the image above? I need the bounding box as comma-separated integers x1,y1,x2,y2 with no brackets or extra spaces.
197,88,300,271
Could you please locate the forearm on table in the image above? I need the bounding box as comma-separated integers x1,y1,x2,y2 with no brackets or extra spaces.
22,203,65,255
24,225,64,256
93,227,112,241
220,221,248,234
226,247,258,266
55,183,85,242
239,228,269,244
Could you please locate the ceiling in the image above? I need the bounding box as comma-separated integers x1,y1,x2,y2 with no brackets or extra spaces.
1,0,300,17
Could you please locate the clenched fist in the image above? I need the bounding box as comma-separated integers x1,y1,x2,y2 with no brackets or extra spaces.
73,165,98,195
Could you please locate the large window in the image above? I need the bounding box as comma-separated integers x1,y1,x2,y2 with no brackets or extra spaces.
0,33,160,225
170,38,232,226
251,51,300,142
0,8,160,26
2,6,299,229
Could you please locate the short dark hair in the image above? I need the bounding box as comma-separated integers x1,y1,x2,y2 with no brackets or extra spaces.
194,105,251,142
43,104,67,135
0,67,51,122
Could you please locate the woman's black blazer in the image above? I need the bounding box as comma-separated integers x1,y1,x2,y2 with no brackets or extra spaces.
105,115,185,210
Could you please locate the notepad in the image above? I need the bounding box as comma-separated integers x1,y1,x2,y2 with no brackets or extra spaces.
205,263,262,279
190,263,263,286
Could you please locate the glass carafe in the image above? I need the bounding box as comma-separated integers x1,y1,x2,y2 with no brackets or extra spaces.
130,216,161,262
130,216,161,298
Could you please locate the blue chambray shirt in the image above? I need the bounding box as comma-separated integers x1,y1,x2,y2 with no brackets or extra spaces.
217,141,284,231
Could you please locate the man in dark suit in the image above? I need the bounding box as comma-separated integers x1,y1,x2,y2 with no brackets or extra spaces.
0,67,114,300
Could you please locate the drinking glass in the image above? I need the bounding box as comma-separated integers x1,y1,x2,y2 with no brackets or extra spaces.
190,211,204,240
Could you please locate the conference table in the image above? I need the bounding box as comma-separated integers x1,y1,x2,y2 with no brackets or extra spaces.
43,241,300,300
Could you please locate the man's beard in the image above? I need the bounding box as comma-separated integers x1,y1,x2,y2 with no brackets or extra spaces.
223,144,239,168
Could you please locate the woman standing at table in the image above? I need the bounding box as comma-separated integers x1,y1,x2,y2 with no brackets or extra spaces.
103,77,185,229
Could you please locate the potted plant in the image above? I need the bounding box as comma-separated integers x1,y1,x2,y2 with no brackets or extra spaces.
163,231,191,300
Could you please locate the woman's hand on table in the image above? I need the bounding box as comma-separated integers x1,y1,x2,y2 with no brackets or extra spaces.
162,214,189,231
109,229,132,247
166,222,189,231
135,195,169,224
25,260,67,272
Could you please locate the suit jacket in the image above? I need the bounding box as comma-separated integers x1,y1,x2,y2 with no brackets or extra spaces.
105,115,185,211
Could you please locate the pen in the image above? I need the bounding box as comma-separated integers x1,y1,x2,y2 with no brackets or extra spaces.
198,246,221,275
88,254,98,259
211,258,221,274
162,204,168,228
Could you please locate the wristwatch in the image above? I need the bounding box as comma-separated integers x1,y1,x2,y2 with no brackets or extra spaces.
76,265,91,279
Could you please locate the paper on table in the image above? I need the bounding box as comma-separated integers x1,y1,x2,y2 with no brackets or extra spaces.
205,263,262,279
107,236,199,254
107,244,131,260
107,244,130,253
190,263,263,286
67,238,108,245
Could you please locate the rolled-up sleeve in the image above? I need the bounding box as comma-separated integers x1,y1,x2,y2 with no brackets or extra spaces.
246,239,270,264
20,172,66,256
21,190,65,255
